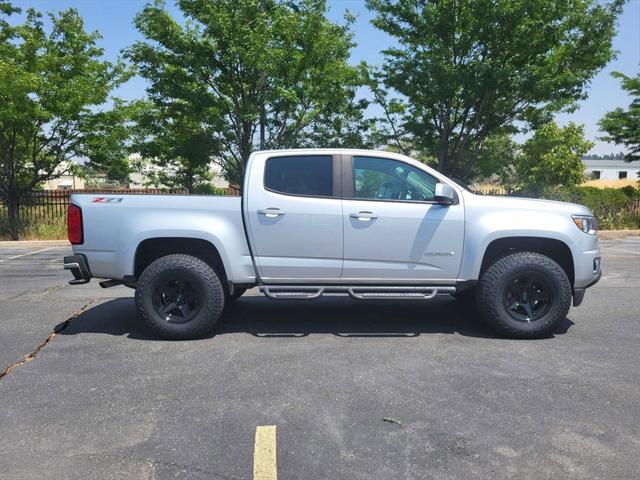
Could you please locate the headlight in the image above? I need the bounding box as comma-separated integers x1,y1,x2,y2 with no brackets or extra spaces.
572,215,598,235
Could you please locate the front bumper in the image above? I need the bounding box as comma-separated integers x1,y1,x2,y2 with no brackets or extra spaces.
573,269,602,306
63,255,92,285
571,235,602,307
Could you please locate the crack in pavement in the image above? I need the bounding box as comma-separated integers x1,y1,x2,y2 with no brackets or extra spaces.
4,283,65,302
0,299,96,381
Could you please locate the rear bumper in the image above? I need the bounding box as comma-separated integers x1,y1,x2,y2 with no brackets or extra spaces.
63,255,92,285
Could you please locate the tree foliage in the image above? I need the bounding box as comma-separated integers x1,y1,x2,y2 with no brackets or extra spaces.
0,2,127,238
366,0,623,181
474,133,517,182
81,100,144,185
128,99,218,192
513,122,592,193
128,0,370,187
599,71,640,162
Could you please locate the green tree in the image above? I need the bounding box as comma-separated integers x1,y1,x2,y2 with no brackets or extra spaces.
129,99,218,192
366,0,623,181
128,0,369,187
513,122,592,194
474,133,517,182
81,100,144,186
599,72,640,162
0,3,127,238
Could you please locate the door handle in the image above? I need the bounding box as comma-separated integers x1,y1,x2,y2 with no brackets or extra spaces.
349,211,378,221
257,208,286,218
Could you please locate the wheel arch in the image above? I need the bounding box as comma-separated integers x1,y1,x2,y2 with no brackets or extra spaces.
133,237,227,283
479,237,575,286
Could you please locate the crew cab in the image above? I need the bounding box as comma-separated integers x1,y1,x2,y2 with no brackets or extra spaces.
64,149,601,339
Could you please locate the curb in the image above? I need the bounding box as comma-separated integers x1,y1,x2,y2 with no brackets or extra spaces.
598,230,640,240
0,239,69,247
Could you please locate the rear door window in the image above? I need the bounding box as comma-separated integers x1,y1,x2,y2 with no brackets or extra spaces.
264,155,332,197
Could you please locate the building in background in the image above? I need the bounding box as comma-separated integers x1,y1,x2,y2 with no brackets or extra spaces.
42,161,86,190
128,156,230,190
43,174,86,190
42,156,230,190
583,158,640,181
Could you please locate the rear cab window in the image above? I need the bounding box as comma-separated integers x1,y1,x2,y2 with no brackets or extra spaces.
264,155,333,197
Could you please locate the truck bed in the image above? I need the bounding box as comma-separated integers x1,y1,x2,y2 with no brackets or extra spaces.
71,193,255,283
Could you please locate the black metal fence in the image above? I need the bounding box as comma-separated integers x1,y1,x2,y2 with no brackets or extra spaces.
629,198,640,225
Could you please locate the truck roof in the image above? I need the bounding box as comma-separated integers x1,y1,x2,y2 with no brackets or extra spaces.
249,148,406,157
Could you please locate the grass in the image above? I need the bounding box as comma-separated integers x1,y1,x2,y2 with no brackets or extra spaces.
474,179,640,192
0,207,67,240
581,178,639,189
17,220,67,240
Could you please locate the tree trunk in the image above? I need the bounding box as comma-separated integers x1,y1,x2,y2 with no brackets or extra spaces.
185,171,194,194
5,189,21,241
258,0,266,150
259,72,266,150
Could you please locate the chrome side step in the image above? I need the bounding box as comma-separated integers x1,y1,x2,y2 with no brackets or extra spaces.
348,287,441,299
260,285,455,300
262,286,325,300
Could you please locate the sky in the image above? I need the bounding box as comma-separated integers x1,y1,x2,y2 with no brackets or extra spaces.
9,0,640,155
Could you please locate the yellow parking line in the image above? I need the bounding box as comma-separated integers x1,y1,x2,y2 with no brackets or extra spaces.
253,425,277,480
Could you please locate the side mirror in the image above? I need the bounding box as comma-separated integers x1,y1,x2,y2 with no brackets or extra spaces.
434,183,456,205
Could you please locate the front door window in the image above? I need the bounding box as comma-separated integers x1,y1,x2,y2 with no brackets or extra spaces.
353,156,438,202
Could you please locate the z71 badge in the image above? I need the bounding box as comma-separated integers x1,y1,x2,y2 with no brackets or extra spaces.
92,197,123,203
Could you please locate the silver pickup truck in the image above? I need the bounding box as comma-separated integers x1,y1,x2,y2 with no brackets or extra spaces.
64,149,601,340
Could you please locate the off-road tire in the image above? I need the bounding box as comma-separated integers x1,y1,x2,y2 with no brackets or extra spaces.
477,252,571,339
135,254,225,340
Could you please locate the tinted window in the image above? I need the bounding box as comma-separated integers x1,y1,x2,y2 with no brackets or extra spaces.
353,156,438,201
264,155,332,197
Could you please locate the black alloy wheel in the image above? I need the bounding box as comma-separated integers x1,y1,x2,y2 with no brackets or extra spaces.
152,276,203,324
502,272,553,323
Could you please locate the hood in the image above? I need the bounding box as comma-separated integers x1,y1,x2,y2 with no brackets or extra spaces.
462,191,593,216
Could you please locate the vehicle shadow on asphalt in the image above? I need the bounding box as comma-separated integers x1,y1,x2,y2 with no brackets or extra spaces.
57,296,575,341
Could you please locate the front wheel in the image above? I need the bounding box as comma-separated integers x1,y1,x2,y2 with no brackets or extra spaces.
135,254,225,340
477,252,571,339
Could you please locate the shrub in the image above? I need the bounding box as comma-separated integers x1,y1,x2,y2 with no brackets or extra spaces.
193,183,235,196
537,185,640,230
620,185,640,199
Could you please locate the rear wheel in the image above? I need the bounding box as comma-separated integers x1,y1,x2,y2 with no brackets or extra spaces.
135,254,225,340
477,252,571,339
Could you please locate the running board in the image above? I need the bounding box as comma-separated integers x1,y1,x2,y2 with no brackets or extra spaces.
261,285,456,300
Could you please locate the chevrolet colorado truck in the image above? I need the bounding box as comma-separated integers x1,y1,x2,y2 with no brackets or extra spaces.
64,149,601,340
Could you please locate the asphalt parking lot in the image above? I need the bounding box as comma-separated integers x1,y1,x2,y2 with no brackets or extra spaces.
1,238,639,480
